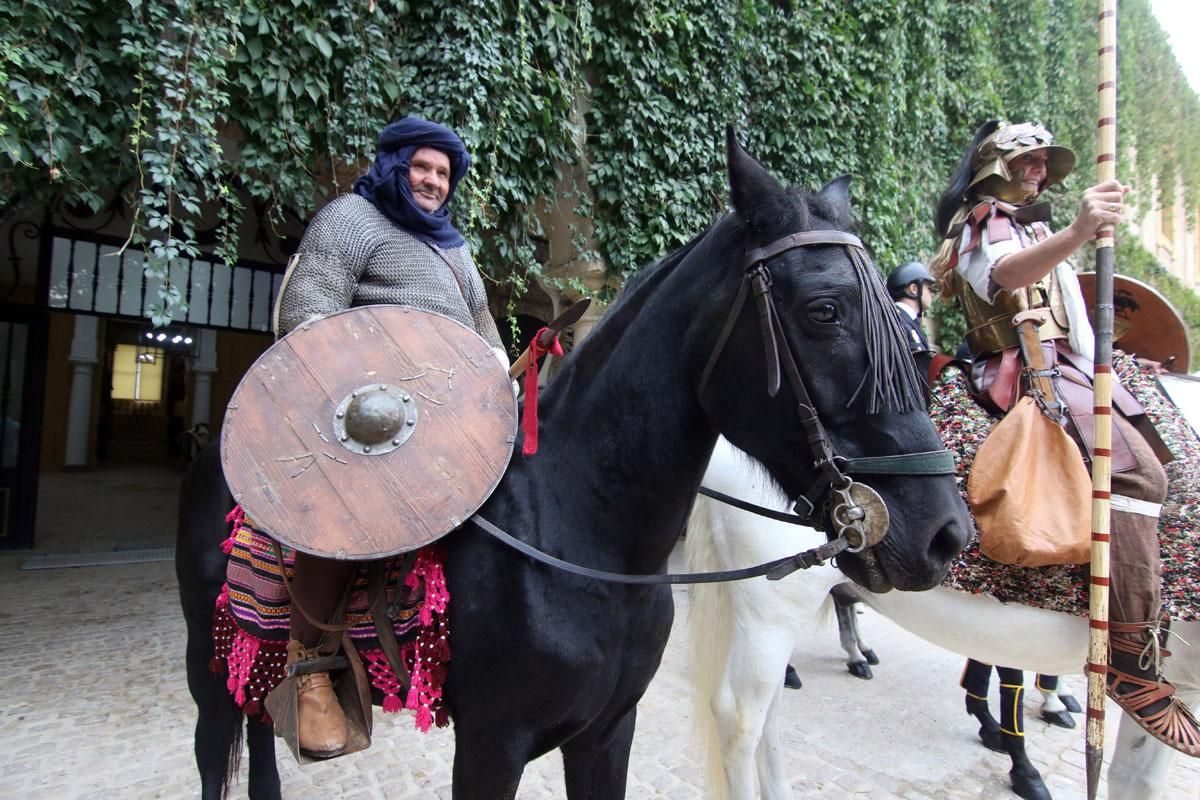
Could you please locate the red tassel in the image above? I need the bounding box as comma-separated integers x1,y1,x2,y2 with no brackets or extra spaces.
243,699,261,717
208,656,223,674
220,536,234,555
383,694,403,713
522,327,564,456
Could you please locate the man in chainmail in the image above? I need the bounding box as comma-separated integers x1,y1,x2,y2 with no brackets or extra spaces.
274,116,504,759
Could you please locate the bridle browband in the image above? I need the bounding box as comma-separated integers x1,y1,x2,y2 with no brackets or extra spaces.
467,228,955,586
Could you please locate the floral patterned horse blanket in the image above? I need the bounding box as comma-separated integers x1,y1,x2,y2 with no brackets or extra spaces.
932,353,1199,622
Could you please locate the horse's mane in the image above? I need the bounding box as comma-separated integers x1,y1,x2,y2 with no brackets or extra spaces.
578,217,727,345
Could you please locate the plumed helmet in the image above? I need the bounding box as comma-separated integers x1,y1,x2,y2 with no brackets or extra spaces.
966,121,1075,204
887,261,935,300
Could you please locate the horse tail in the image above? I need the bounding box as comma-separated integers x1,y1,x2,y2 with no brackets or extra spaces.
224,725,244,800
177,442,248,800
684,496,734,800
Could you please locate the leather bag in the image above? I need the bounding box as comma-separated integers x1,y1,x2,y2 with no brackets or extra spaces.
968,395,1092,567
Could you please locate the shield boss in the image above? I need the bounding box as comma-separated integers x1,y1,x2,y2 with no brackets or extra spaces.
221,305,516,559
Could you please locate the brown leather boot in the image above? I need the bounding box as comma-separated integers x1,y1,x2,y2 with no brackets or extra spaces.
1106,619,1200,758
287,640,348,759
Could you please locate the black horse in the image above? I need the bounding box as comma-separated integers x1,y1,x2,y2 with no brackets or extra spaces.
177,129,972,799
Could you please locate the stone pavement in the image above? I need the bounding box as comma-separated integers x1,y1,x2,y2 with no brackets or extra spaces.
1,542,1197,799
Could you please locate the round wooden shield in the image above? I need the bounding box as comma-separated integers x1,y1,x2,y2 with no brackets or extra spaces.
1077,272,1191,372
221,305,517,559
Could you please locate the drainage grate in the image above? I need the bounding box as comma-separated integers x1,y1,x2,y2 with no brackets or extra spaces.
20,547,175,570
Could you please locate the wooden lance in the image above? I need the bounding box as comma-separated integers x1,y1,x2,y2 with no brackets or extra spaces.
1085,0,1118,796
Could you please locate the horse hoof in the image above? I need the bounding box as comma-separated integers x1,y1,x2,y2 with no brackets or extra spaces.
1058,694,1082,714
1010,765,1052,800
1041,709,1076,729
847,661,873,680
783,664,802,690
862,648,880,665
979,725,1005,752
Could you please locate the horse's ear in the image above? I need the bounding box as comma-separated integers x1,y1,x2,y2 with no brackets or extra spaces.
726,126,793,237
817,174,854,224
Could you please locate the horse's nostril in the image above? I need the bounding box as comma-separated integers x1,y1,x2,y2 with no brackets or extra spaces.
928,520,968,565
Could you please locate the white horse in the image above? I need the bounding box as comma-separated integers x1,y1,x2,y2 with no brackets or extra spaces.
687,436,1199,800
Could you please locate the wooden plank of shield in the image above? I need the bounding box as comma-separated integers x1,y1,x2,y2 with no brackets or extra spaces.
221,305,517,559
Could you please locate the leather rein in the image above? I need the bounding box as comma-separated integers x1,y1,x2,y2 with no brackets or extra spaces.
469,228,954,585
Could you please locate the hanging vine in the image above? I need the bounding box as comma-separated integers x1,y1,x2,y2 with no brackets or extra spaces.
1,0,1197,351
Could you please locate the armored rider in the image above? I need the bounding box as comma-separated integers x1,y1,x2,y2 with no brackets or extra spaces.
930,119,1199,757
273,116,505,759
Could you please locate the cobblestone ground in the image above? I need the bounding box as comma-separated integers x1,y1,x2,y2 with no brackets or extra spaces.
0,548,1197,800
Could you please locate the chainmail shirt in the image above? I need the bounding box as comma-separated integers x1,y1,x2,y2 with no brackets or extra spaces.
276,194,502,348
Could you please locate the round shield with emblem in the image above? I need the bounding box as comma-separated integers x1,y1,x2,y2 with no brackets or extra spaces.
221,305,517,559
1078,272,1191,372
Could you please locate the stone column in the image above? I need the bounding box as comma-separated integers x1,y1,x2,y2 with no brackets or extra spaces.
64,315,99,467
189,328,218,430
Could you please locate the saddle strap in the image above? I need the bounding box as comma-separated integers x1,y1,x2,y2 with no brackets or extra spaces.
367,556,416,700
272,541,356,645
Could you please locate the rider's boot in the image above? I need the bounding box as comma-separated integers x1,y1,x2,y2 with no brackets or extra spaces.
287,639,349,759
1106,617,1200,758
287,551,355,759
1104,427,1198,756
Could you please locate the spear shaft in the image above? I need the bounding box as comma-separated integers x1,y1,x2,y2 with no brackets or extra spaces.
1085,1,1118,795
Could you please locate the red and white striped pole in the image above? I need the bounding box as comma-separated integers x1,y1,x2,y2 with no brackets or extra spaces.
1085,1,1118,796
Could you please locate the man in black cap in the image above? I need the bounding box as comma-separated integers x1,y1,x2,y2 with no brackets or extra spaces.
887,260,936,356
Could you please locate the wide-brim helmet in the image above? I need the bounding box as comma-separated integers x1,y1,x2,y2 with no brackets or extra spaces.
966,122,1075,204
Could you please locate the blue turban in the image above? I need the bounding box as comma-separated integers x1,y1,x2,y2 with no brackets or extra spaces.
353,116,471,248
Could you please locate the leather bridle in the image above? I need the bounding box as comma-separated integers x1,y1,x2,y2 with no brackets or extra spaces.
697,229,955,552
467,228,957,585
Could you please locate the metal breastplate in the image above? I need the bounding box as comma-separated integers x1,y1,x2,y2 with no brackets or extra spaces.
956,221,1070,359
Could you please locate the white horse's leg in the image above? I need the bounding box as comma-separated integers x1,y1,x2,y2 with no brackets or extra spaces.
831,585,877,678
1109,719,1176,800
848,604,878,665
1031,674,1079,729
687,439,839,800
713,611,796,800
755,680,793,800
1038,686,1066,713
1109,619,1199,800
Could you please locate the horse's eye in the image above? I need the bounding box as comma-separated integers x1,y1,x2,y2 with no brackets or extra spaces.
808,302,838,324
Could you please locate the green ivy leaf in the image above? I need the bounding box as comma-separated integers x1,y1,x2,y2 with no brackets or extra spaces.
312,32,333,59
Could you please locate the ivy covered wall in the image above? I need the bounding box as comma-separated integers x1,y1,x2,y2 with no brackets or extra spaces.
3,0,1198,345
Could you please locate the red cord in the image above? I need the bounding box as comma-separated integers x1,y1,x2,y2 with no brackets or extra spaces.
521,327,564,455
